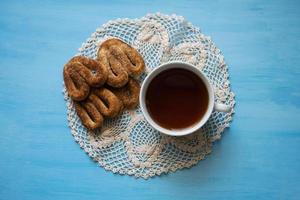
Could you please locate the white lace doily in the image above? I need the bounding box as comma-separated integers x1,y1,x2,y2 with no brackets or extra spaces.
63,13,235,179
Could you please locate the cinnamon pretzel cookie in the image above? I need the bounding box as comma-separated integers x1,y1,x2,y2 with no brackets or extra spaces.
64,56,108,101
88,88,123,118
109,78,140,109
74,87,123,130
74,101,104,130
97,39,145,88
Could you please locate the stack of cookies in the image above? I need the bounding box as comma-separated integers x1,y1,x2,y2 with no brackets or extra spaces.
63,39,145,130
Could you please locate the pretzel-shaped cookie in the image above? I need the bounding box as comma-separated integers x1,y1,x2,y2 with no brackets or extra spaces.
74,87,123,130
88,88,123,118
64,56,108,101
97,39,145,88
74,101,104,130
109,78,140,109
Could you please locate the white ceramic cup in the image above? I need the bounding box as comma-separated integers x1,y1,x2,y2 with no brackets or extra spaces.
139,61,231,136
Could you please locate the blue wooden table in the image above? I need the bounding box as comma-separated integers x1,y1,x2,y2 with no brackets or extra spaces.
1,0,299,199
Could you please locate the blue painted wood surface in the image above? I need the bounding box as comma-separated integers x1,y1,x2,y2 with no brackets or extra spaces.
0,0,299,199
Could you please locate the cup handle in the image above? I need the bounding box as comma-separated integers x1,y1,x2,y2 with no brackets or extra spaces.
214,102,231,113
